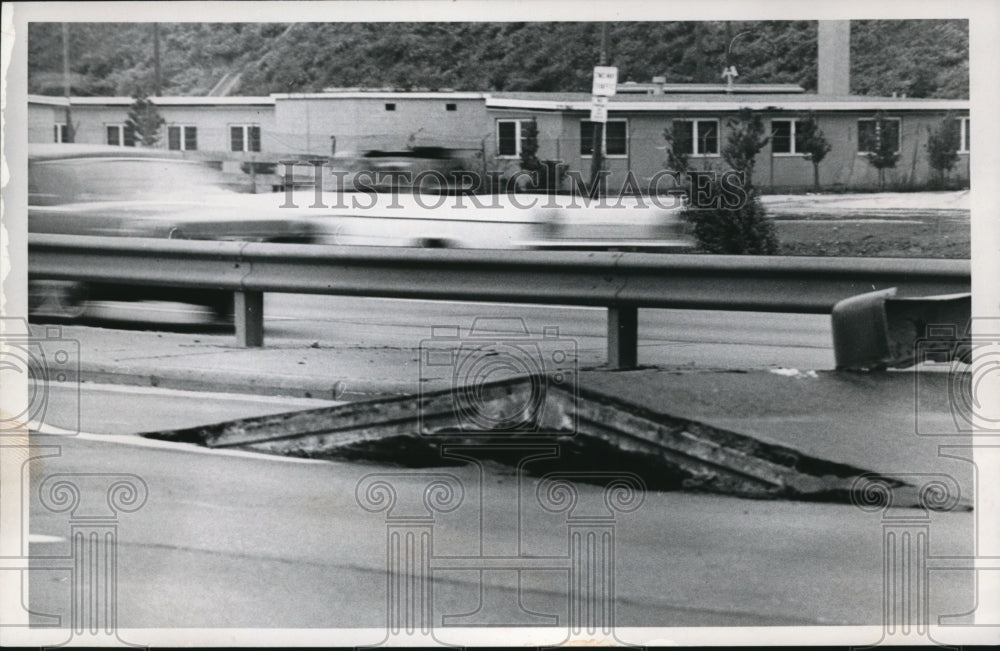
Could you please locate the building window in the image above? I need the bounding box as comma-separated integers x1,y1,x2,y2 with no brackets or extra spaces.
106,124,136,147
446,103,457,111
580,120,628,156
168,125,198,151
673,119,720,156
771,119,805,155
230,125,261,152
54,123,69,143
496,119,533,157
958,117,970,153
857,117,901,154
385,103,396,111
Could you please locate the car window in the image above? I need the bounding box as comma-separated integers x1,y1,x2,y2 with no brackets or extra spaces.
29,158,235,205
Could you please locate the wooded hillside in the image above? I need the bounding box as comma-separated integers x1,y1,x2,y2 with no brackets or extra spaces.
28,20,968,98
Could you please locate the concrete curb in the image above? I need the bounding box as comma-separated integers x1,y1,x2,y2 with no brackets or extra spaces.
76,361,411,401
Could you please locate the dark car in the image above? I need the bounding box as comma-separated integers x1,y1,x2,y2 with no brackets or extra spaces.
329,146,469,191
28,144,318,321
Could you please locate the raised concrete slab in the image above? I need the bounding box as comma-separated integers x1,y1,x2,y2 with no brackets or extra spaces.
143,369,975,508
576,367,975,501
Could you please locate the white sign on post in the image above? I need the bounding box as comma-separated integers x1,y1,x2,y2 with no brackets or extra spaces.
590,95,608,123
592,66,618,97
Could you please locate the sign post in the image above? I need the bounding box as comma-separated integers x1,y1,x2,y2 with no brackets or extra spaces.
592,66,618,97
589,66,617,193
589,96,608,123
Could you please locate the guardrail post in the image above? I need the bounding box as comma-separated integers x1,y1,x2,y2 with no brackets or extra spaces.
234,291,264,347
607,306,638,370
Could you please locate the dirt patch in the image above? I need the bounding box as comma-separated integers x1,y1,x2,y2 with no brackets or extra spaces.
775,218,970,258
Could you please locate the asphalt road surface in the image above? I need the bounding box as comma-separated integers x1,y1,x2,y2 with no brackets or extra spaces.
16,382,975,641
14,295,978,644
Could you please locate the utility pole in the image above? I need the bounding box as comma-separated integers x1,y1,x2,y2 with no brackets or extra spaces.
153,23,162,96
694,23,705,81
588,22,608,193
61,23,73,142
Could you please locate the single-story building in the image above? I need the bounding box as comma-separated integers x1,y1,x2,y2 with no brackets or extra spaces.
29,84,969,193
483,90,970,192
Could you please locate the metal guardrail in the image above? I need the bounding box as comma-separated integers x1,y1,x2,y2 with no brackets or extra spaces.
28,234,972,368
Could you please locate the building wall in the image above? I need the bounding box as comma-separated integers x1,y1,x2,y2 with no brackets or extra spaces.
485,109,568,185
273,96,488,157
60,104,276,156
28,103,64,142
157,105,276,155
483,108,970,192
756,111,971,191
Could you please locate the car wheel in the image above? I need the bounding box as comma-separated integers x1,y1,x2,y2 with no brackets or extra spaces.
418,237,455,248
30,281,90,320
209,294,235,324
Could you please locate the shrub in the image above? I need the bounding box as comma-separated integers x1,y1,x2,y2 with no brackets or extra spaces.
796,112,832,191
685,189,779,255
927,114,961,186
667,108,779,255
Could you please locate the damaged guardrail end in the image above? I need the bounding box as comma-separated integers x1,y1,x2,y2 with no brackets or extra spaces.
832,289,971,370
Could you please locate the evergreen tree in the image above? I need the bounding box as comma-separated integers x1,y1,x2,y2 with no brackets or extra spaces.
125,92,165,147
721,108,769,180
662,120,691,174
796,112,832,190
519,118,541,178
926,113,961,186
864,111,900,190
671,108,779,255
517,119,563,191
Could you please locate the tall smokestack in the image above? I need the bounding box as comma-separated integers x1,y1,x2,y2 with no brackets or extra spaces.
817,20,850,96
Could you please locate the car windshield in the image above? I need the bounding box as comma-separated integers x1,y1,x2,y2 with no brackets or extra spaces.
361,147,455,160
29,157,235,205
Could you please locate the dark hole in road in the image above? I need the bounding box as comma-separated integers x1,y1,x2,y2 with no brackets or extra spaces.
292,432,690,492
141,376,969,509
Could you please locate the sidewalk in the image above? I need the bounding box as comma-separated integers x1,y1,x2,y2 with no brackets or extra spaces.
40,318,834,401
761,189,970,219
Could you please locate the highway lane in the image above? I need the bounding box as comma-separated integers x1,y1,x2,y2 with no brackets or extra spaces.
22,396,974,635
37,382,339,435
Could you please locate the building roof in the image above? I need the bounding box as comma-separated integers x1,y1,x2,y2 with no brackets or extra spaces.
274,91,486,100
617,82,806,94
29,95,275,107
29,90,969,113
485,92,969,112
28,94,70,106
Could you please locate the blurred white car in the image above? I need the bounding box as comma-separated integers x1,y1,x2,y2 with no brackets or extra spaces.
310,191,693,251
29,144,318,321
